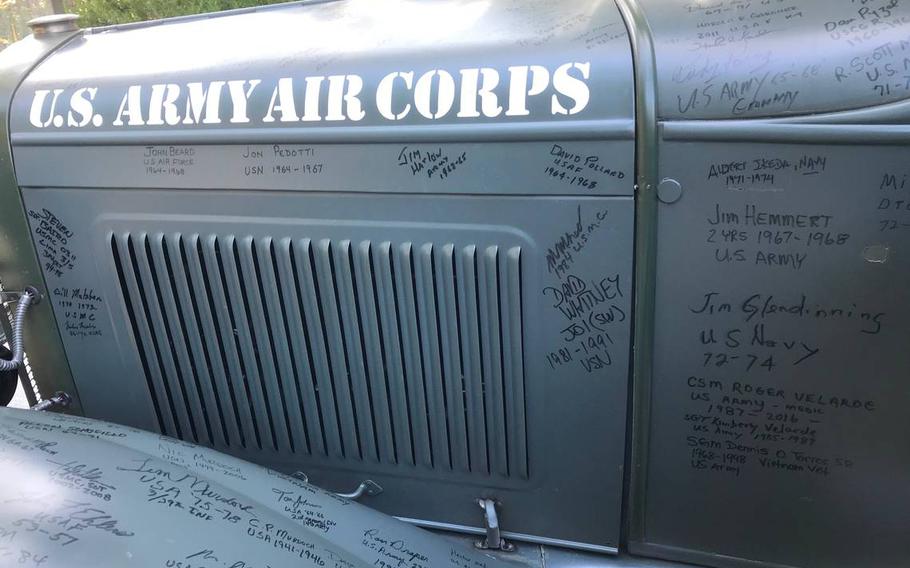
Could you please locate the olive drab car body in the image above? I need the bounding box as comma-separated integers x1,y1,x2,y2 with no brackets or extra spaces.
0,1,908,568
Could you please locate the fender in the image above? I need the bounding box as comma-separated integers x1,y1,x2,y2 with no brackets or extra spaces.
0,407,509,568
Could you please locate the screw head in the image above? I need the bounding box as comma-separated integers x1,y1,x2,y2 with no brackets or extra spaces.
657,178,682,204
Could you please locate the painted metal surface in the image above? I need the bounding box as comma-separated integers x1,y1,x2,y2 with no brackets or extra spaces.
639,0,910,120
624,2,910,568
3,0,638,554
611,3,660,559
0,406,513,568
16,184,634,553
1,1,909,567
635,135,910,568
12,140,633,194
0,28,82,411
11,0,633,140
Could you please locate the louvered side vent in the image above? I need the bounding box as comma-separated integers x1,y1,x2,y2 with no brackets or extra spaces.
111,232,528,479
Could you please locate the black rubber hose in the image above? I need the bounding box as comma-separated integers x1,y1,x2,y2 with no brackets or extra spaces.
0,344,18,406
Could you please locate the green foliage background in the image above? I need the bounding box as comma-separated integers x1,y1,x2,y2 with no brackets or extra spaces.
71,0,289,27
0,0,289,48
0,0,52,48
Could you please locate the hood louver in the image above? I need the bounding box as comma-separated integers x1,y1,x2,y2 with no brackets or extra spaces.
111,231,527,479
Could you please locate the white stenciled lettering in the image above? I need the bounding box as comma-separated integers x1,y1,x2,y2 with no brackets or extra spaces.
457,68,502,118
227,79,260,124
326,74,365,121
506,65,549,116
263,77,299,122
28,61,593,129
300,76,324,122
376,71,413,120
113,85,145,126
67,87,99,127
414,69,456,119
29,88,64,128
552,62,591,115
183,81,224,125
147,83,182,126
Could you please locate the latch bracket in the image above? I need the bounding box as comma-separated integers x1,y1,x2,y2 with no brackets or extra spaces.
0,287,42,306
31,391,72,412
474,498,514,552
290,472,382,501
336,480,383,500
